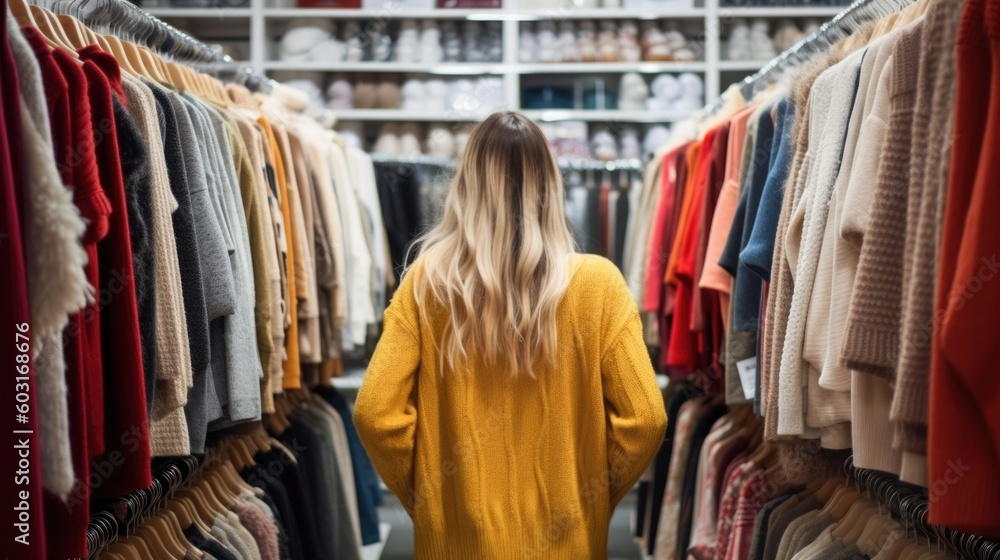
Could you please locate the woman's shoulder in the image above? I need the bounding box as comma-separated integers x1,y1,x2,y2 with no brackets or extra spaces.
568,253,627,287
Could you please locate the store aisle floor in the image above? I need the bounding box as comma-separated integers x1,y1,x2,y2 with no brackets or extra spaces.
378,492,643,560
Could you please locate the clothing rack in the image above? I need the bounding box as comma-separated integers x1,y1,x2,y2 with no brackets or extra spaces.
707,0,914,113
38,0,275,91
846,457,1000,560
370,153,647,172
85,457,201,559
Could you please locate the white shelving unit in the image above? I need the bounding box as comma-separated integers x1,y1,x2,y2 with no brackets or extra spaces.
147,0,848,123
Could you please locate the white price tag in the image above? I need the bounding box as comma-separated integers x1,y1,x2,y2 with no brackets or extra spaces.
736,357,757,401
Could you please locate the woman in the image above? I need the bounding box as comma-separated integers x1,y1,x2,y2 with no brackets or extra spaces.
354,112,667,558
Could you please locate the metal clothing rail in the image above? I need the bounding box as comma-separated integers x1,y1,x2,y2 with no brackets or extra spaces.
707,0,915,112
38,0,274,90
845,456,1000,560
370,153,647,172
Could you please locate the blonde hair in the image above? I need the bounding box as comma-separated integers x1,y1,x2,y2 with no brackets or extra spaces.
407,111,575,375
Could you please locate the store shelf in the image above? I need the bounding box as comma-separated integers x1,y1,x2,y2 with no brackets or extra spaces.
261,61,506,74
521,109,689,123
261,7,705,20
716,6,845,18
362,523,391,560
144,7,252,17
330,109,495,121
515,62,705,74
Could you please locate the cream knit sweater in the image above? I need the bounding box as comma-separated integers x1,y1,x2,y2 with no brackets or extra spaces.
762,55,832,442
776,46,861,439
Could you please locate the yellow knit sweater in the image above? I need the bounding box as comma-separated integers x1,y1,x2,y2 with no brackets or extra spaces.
355,254,667,558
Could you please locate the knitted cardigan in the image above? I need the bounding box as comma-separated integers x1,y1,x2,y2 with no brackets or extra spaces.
892,0,964,460
761,54,831,442
775,46,857,439
840,26,923,378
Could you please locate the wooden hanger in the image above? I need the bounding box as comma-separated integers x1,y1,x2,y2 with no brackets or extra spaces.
132,524,172,560
881,536,919,560
176,494,213,535
105,541,142,560
122,535,155,560
143,515,187,559
164,496,195,530
811,477,844,504
832,499,875,540
175,489,215,530
194,479,228,517
160,510,203,559
858,516,899,556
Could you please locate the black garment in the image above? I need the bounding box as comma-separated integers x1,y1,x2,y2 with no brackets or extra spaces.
375,164,422,276
184,524,238,560
676,403,728,560
113,97,157,413
317,386,382,545
748,487,803,560
243,449,312,560
278,422,337,559
647,385,702,556
147,85,214,452
635,481,648,539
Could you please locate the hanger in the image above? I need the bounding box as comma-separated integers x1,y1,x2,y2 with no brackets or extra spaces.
106,541,143,560
160,510,203,559
143,515,187,559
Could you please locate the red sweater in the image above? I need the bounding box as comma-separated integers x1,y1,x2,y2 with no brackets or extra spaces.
23,28,98,560
1,15,47,560
929,0,1000,537
78,49,151,499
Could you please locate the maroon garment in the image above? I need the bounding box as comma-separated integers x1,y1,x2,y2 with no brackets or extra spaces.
23,28,100,559
1,13,47,560
78,47,152,499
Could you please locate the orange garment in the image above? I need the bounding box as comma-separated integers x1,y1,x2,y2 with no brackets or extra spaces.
667,128,720,370
258,117,301,389
699,107,757,331
664,142,704,286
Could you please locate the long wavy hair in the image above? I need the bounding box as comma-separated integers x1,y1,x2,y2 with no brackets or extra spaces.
408,111,576,376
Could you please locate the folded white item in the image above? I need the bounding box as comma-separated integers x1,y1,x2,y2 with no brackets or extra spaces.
281,25,332,59
326,79,354,109
424,80,449,113
307,38,347,62
678,72,703,100
401,80,427,112
618,72,649,111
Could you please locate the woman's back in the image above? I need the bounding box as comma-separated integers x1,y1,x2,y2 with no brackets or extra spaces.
355,253,666,559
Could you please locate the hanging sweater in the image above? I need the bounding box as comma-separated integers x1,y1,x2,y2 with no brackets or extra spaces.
355,254,666,559
761,51,838,442
775,44,860,440
121,76,195,457
7,15,86,499
928,0,1000,537
892,0,964,464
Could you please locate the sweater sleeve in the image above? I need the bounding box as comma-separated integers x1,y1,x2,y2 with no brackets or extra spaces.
354,280,421,515
600,266,668,508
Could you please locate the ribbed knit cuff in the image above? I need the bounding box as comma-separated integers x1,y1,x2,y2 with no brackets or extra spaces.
892,421,927,454
840,322,898,381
